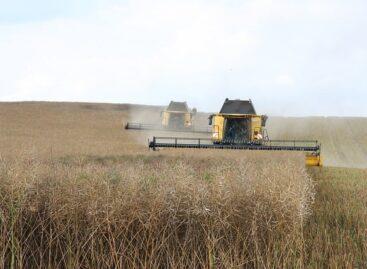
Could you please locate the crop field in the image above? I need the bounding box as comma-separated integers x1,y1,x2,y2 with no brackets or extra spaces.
0,102,366,268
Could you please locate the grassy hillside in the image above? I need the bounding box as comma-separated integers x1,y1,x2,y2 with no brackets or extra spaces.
0,102,143,157
0,102,366,168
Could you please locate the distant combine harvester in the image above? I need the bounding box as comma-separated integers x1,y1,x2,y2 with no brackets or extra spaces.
125,101,211,134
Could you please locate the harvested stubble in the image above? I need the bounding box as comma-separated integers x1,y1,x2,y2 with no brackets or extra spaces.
0,151,314,268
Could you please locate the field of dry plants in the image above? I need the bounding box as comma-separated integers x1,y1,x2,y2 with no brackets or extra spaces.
0,102,366,268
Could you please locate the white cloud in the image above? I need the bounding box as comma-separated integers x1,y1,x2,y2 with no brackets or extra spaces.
0,0,366,116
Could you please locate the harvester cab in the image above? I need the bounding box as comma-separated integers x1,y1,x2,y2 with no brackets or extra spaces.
149,98,322,167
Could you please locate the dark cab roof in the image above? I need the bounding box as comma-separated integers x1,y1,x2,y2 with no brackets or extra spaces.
219,99,257,115
166,101,189,112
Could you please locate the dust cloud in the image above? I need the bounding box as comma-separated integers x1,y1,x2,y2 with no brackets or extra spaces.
125,105,212,146
267,117,367,168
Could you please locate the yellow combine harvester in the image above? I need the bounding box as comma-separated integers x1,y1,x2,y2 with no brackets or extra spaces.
125,101,210,133
161,101,196,129
209,99,267,143
149,98,322,166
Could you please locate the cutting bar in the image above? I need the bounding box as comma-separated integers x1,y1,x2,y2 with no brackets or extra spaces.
148,136,320,153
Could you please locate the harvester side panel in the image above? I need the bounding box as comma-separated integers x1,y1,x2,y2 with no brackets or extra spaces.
184,113,192,127
251,116,262,140
212,115,224,142
162,111,170,127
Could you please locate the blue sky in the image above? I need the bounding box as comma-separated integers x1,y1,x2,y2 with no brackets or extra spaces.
0,0,118,22
0,0,80,22
0,0,366,116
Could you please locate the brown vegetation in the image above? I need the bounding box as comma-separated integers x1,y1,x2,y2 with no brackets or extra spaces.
0,102,366,268
305,167,367,267
0,152,314,268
